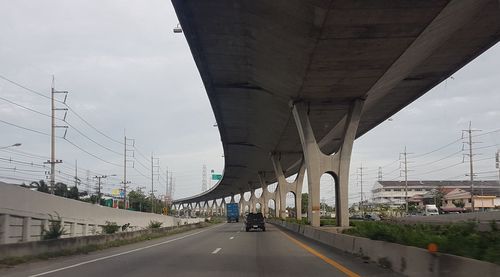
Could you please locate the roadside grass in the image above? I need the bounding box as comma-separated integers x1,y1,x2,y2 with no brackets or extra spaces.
277,217,337,226
343,220,500,265
205,216,225,224
0,221,217,268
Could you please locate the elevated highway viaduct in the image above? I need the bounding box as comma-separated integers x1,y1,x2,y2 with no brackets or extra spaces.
171,0,500,227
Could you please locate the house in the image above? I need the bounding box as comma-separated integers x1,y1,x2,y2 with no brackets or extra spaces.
371,180,500,209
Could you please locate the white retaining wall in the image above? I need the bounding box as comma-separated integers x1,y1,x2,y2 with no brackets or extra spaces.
0,183,202,244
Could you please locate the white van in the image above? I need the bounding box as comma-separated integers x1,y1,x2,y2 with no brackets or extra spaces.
424,204,439,216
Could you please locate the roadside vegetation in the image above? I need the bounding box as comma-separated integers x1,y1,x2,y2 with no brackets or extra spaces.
276,217,337,226
344,220,500,265
101,221,121,234
41,214,66,240
0,221,217,268
148,220,163,229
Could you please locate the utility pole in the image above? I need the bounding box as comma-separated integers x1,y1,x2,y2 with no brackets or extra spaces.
45,77,68,194
202,164,207,192
377,166,383,181
400,146,413,214
123,132,134,209
74,160,80,188
94,175,108,205
85,169,90,192
151,153,160,213
357,164,366,215
496,150,499,184
463,122,480,212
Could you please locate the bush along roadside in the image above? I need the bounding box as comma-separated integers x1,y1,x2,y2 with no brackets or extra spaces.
0,221,217,268
41,214,66,240
343,220,500,265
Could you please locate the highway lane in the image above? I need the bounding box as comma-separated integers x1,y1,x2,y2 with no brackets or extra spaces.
1,223,400,277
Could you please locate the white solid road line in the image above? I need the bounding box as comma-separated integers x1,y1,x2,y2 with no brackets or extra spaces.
229,236,234,240
29,224,225,277
212,248,222,254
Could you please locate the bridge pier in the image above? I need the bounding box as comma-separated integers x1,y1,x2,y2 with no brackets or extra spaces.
257,174,269,217
291,99,363,227
271,155,306,220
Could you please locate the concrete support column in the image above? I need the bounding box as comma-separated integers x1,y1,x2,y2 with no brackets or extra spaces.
70,222,76,237
21,216,31,242
0,214,10,244
271,155,306,220
250,189,256,213
82,223,88,236
41,219,48,237
291,99,363,227
239,193,245,215
220,198,226,216
258,174,268,217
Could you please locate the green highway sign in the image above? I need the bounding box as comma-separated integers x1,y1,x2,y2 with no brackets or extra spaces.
211,174,222,180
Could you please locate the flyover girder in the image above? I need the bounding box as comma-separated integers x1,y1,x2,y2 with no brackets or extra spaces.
171,0,500,225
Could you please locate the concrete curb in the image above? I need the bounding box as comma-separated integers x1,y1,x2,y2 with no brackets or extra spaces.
269,219,500,277
0,222,205,261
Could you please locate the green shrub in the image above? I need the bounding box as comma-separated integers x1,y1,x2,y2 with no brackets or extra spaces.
344,221,500,265
41,214,66,240
148,220,163,229
121,223,130,231
101,221,120,234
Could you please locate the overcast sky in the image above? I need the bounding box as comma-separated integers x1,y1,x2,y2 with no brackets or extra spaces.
0,0,498,206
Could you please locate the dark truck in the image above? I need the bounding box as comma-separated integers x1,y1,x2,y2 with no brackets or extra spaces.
226,203,239,223
245,212,266,232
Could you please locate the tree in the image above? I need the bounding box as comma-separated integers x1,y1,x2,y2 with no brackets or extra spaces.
301,193,308,214
67,186,79,200
128,189,148,212
33,180,49,193
452,199,465,208
54,182,68,197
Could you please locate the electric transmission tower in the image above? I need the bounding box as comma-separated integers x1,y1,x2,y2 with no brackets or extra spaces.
123,132,134,208
462,121,481,212
151,153,160,213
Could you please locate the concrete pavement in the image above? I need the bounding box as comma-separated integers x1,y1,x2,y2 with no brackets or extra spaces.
1,223,400,277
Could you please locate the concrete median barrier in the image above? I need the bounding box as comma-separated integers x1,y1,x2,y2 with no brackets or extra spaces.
269,219,500,277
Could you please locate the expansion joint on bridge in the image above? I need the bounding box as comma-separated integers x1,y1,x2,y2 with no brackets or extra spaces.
291,99,364,227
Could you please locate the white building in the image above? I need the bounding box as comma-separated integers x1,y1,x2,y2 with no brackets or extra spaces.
371,180,500,208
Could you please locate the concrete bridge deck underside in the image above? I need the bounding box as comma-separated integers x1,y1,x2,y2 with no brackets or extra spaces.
171,0,500,226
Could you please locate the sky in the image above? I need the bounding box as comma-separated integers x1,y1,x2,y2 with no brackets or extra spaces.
0,0,498,207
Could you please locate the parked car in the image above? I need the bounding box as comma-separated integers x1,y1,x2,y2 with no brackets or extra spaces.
245,212,265,232
364,214,381,221
424,204,439,216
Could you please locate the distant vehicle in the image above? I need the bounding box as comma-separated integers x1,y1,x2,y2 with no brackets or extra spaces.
350,215,363,220
424,204,439,216
226,203,239,222
364,214,381,221
245,212,265,232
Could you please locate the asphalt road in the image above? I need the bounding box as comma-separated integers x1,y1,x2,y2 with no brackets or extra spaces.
1,223,400,277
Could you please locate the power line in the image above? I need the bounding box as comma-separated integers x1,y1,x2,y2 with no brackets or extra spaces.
0,74,52,101
0,119,51,136
64,104,124,145
0,73,124,145
63,138,122,167
410,138,462,159
412,150,463,168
